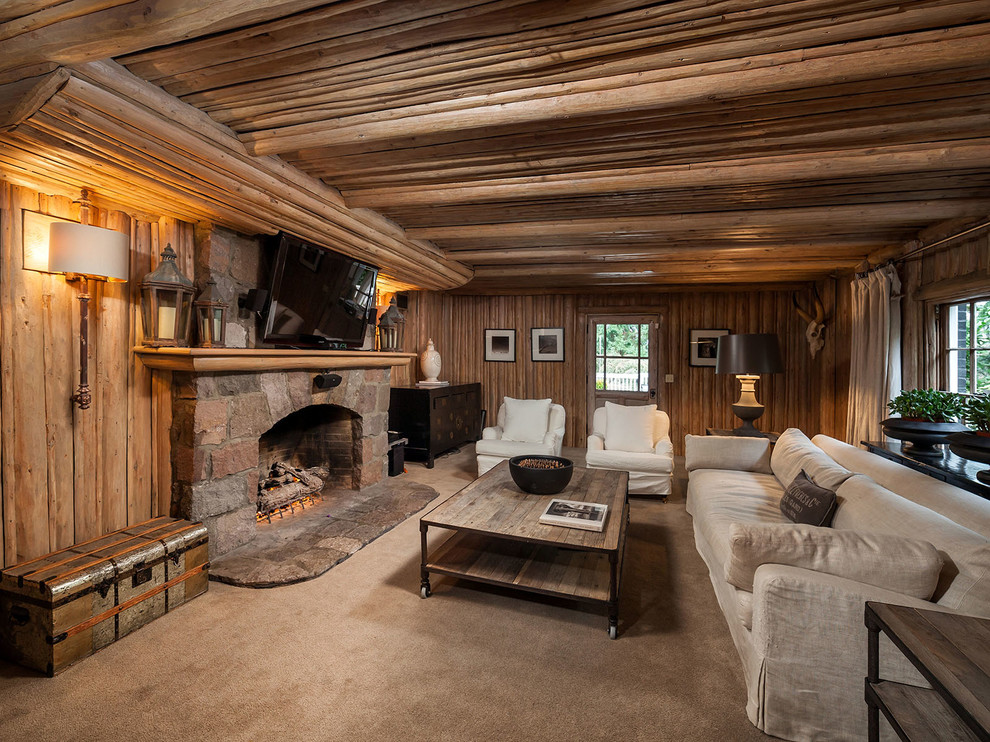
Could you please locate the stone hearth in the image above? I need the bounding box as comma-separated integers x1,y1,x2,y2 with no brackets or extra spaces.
210,479,438,587
170,367,391,557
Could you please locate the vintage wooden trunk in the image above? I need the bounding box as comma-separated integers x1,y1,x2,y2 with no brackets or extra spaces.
0,516,208,676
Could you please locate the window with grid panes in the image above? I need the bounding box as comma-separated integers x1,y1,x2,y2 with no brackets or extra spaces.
943,297,990,394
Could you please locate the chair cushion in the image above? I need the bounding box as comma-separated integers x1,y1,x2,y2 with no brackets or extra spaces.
724,522,943,600
501,397,551,442
604,402,656,452
475,438,556,458
586,448,673,474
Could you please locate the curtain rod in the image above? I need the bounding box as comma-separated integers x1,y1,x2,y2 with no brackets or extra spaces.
894,218,990,265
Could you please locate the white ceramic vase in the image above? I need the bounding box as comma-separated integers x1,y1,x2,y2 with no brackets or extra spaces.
420,338,442,382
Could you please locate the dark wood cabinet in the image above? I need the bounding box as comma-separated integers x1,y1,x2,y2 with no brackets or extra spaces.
389,383,481,467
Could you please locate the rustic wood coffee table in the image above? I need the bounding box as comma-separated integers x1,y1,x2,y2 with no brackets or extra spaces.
419,461,629,638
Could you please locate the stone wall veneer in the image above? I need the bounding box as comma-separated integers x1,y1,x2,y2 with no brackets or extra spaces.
171,367,390,557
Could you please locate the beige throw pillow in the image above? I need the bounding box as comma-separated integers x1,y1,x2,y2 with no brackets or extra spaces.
604,402,656,453
725,522,943,599
501,397,551,443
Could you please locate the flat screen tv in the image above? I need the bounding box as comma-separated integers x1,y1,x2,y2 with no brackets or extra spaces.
262,233,378,349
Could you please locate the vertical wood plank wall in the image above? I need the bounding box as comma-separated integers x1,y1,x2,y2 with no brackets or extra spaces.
403,284,851,452
0,180,192,568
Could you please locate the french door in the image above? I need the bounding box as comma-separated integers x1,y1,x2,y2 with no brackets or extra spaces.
586,315,660,435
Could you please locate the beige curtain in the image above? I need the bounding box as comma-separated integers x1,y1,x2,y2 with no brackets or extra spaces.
846,265,901,445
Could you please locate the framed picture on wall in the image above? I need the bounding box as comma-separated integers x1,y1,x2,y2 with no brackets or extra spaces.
531,327,564,362
689,328,729,367
485,329,516,362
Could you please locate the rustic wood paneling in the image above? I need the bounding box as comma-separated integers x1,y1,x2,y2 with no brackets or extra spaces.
404,283,849,453
901,222,990,389
0,179,176,567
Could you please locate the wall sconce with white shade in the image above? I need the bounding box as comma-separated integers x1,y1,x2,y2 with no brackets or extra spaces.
140,244,194,347
193,279,228,348
715,333,784,436
48,221,129,409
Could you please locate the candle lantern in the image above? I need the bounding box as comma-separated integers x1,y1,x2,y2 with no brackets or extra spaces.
193,279,228,348
377,297,406,352
140,244,194,347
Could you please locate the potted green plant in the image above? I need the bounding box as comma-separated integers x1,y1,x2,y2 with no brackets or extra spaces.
948,393,990,483
881,388,968,455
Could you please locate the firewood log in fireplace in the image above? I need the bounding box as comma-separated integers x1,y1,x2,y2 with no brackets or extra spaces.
258,462,328,517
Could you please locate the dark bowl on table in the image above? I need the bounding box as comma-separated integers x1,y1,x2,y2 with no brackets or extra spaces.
508,455,574,495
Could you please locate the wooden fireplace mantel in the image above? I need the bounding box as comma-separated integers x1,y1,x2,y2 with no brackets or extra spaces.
134,347,417,373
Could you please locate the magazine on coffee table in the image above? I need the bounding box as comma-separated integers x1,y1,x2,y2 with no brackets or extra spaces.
538,499,608,532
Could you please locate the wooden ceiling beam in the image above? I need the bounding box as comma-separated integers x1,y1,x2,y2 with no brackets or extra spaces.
0,0,336,83
406,201,990,242
445,243,883,264
342,140,990,208
241,26,990,155
197,1,989,129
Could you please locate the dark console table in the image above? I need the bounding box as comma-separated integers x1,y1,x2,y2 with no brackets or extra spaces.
862,440,990,500
865,601,990,741
389,383,481,467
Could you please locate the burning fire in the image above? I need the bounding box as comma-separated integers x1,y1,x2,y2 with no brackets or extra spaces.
256,493,321,523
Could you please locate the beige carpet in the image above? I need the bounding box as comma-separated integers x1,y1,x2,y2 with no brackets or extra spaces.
0,446,774,742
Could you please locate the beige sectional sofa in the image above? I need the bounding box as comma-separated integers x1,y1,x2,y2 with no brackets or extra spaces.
685,429,990,742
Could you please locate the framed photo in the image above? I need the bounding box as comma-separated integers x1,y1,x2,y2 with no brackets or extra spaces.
531,327,564,362
485,329,516,362
689,329,729,367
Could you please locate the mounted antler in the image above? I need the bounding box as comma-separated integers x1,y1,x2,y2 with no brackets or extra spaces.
793,287,827,358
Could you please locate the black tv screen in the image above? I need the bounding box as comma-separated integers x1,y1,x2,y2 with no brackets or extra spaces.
262,233,378,348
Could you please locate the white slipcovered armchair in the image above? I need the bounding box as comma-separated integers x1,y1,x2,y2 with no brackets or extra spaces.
585,402,673,496
476,397,566,476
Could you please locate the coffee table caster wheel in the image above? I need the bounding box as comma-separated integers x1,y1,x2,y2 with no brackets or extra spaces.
608,625,617,640
421,586,431,599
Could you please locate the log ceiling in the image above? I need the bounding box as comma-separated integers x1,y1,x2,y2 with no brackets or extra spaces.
2,1,990,290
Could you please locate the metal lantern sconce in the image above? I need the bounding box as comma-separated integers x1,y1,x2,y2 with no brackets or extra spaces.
140,244,194,347
377,296,406,352
193,279,228,348
48,220,129,410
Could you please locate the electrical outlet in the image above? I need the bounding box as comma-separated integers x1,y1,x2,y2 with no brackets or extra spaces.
665,374,674,383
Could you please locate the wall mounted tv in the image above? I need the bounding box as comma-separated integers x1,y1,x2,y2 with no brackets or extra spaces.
262,233,378,349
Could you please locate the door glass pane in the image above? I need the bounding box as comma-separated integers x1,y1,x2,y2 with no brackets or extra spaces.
640,324,649,356
605,357,639,391
976,351,990,392
596,358,605,390
639,359,650,391
976,301,990,347
612,324,641,357
596,324,604,355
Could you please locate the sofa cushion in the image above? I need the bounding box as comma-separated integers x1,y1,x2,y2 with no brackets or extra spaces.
684,435,771,473
603,402,656,452
501,397,551,442
687,468,789,568
771,428,854,492
780,470,837,527
724,522,943,600
834,475,990,616
812,434,990,539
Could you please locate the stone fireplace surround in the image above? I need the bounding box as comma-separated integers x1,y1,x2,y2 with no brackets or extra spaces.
169,366,392,557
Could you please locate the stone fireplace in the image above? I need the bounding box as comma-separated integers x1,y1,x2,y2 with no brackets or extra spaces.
169,366,391,557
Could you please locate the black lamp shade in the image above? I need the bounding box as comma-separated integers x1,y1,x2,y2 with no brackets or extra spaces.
716,333,784,375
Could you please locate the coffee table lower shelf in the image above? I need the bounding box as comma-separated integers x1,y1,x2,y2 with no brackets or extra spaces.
421,530,622,636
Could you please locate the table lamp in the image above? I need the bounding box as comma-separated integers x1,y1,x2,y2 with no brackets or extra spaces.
715,333,783,436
